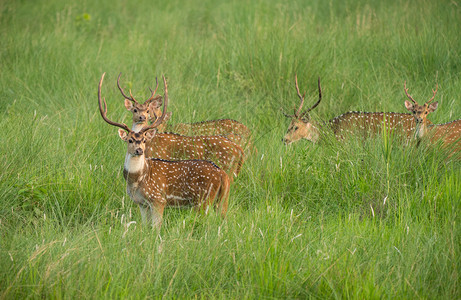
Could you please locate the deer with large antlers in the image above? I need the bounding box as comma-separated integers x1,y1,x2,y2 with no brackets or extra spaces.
99,73,230,228
117,73,165,133
403,81,460,154
282,75,424,145
117,74,245,180
117,74,251,148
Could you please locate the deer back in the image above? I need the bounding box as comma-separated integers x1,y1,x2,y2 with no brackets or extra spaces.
159,118,251,148
329,111,427,139
425,119,461,152
145,132,244,178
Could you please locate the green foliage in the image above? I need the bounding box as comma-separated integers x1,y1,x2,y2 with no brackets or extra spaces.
0,0,460,298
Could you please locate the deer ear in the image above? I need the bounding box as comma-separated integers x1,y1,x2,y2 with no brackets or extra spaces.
118,129,128,141
124,99,133,110
144,129,157,140
150,97,162,109
404,100,413,111
428,101,438,112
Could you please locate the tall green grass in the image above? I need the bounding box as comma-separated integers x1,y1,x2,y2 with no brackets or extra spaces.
1,0,460,298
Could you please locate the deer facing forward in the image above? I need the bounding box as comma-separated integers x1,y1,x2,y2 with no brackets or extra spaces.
98,73,230,228
403,81,460,154
116,74,245,180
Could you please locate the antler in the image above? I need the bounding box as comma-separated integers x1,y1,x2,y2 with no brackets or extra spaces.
145,77,161,103
282,75,323,119
404,81,416,104
98,73,131,132
302,77,322,116
294,74,306,118
426,83,438,104
117,73,138,103
139,75,169,134
404,81,438,105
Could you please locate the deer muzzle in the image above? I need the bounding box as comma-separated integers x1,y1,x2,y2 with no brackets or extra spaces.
134,148,144,156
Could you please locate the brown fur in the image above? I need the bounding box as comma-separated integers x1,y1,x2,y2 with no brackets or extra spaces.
145,132,245,181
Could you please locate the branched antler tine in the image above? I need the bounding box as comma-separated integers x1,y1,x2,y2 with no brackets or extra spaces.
426,83,438,104
98,73,130,132
128,90,138,103
140,75,169,133
117,72,137,103
404,81,416,104
294,74,305,117
145,77,160,103
305,77,323,114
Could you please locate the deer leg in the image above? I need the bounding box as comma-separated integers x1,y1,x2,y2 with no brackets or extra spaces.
138,204,150,224
144,201,165,229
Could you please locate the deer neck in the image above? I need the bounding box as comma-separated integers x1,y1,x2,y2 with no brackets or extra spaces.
131,122,148,133
415,121,428,139
123,153,147,182
308,120,321,143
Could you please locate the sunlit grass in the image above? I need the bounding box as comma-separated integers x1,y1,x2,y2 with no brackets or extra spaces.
0,0,460,298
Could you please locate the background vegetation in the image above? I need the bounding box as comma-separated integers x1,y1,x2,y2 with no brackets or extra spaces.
1,0,460,298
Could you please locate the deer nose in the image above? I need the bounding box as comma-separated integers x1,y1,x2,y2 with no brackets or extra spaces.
134,148,143,156
138,115,146,121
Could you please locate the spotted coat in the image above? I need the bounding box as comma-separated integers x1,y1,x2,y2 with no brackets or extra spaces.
145,132,244,180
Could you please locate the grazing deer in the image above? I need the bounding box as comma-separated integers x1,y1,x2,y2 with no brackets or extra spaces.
117,75,245,180
403,81,460,153
403,81,439,139
98,73,230,228
282,75,424,144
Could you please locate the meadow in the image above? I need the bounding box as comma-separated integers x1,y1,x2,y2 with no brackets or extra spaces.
0,0,460,298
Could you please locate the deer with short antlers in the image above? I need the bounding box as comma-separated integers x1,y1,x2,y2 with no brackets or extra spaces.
99,73,230,228
403,81,461,154
117,74,245,180
282,75,425,145
403,81,438,139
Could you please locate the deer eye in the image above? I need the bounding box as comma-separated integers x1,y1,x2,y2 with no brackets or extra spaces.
133,109,138,113
425,112,428,114
294,126,299,131
128,139,133,143
147,110,149,113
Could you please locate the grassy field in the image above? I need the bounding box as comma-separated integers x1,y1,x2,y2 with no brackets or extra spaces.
1,0,460,298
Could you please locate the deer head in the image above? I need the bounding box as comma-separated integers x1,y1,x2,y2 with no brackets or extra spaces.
282,75,322,144
117,73,167,132
403,81,438,138
99,73,169,159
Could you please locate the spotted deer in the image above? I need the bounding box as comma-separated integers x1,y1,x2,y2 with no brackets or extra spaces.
117,75,245,180
403,81,438,139
282,75,424,144
117,74,251,148
161,118,252,149
98,73,230,228
116,73,167,133
403,81,460,153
